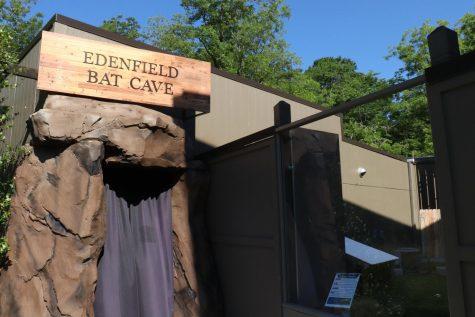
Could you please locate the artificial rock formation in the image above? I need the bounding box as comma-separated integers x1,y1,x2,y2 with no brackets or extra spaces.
30,95,186,168
0,140,106,317
172,162,222,317
0,95,217,316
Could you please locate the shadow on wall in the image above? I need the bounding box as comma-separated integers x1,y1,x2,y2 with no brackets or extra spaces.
184,164,224,317
342,200,417,252
170,91,223,316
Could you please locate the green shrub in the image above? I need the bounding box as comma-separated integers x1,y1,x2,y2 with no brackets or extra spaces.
0,106,20,267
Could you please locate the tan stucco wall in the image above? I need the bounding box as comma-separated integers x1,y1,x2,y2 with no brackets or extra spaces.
340,141,413,227
194,73,341,151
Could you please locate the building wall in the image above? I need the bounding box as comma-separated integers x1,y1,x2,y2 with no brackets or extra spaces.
2,17,415,231
340,141,413,227
195,73,341,152
197,72,414,231
1,40,41,148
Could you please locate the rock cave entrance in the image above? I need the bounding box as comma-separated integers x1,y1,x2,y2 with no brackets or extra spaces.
94,166,181,317
0,95,219,317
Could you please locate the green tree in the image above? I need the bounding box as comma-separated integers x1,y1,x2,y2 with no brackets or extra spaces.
277,70,325,105
0,26,16,263
0,0,42,264
387,20,448,79
0,23,16,85
101,15,142,40
0,0,42,54
388,13,475,80
302,57,397,152
295,14,475,157
305,57,386,106
384,13,475,157
0,0,42,80
458,13,475,53
146,0,300,87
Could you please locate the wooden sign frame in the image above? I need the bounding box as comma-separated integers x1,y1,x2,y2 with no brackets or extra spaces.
37,31,211,112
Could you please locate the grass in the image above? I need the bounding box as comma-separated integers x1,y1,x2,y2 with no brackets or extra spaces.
351,271,449,316
394,273,449,317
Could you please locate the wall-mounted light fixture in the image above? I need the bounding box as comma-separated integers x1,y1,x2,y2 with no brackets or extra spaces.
357,167,367,178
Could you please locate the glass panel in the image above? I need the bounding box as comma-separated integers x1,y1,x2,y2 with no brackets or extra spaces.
284,128,449,316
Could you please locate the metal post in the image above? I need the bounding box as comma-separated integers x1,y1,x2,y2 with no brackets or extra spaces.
273,101,296,306
276,75,425,133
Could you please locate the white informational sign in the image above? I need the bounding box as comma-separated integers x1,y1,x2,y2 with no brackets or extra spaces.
325,273,361,309
344,237,398,265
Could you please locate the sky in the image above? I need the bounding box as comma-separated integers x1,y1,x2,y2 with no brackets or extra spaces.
32,0,474,79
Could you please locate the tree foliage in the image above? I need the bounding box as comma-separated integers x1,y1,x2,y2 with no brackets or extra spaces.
0,0,42,81
146,0,299,87
101,15,142,40
458,13,475,53
307,55,434,157
0,0,42,54
0,0,42,264
282,13,475,157
298,57,398,154
382,13,475,156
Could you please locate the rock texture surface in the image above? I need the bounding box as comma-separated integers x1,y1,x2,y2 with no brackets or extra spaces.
0,141,106,317
31,95,185,168
0,95,217,317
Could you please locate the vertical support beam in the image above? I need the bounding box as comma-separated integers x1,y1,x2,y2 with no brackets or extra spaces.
273,101,295,307
426,26,475,317
274,100,291,126
407,159,421,238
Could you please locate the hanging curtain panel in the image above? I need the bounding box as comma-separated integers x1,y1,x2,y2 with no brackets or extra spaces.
94,168,174,317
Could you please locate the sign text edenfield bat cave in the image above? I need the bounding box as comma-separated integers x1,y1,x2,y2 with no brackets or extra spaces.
37,31,211,111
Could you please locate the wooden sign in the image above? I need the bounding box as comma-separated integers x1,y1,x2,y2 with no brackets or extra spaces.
37,31,211,111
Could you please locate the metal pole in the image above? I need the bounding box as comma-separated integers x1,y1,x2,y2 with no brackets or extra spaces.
276,75,426,133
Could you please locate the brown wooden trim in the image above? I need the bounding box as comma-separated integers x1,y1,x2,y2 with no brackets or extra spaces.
342,136,407,162
20,14,330,113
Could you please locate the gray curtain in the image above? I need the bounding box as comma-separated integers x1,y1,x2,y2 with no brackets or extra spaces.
94,178,173,317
